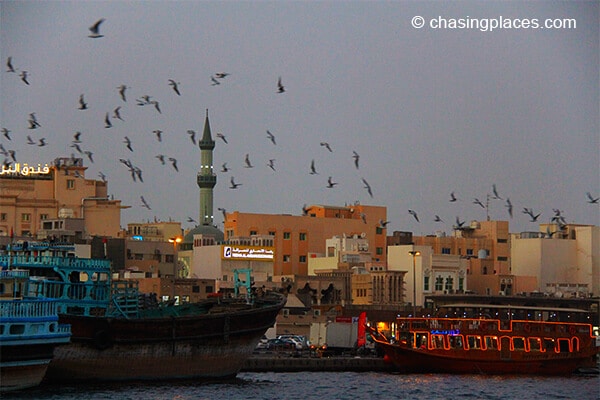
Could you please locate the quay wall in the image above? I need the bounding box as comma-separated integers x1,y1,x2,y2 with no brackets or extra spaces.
242,355,395,372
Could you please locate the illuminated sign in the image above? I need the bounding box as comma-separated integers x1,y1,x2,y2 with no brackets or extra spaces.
222,245,274,261
1,163,50,176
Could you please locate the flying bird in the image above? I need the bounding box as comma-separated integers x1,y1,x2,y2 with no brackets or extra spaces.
267,159,276,171
491,184,503,200
2,128,11,140
216,133,228,144
123,136,133,152
277,76,285,93
362,178,373,197
379,219,390,228
229,176,242,189
210,76,220,86
449,191,458,202
113,106,124,121
309,159,318,175
586,192,599,204
327,176,338,188
150,100,161,114
434,215,444,223
98,171,106,182
38,138,47,146
168,157,178,172
104,113,112,128
473,198,485,208
117,84,128,101
522,207,541,222
88,18,105,38
454,216,466,229
84,151,94,163
360,213,367,224
73,131,82,143
20,71,29,85
266,130,276,145
6,57,16,73
505,198,513,218
156,154,166,165
215,72,230,79
320,142,333,152
78,94,88,110
168,79,181,96
153,130,163,142
352,151,360,169
187,217,197,223
408,209,420,222
140,196,151,210
221,162,229,172
27,135,36,145
27,112,41,129
244,154,253,168
217,207,228,220
187,130,196,145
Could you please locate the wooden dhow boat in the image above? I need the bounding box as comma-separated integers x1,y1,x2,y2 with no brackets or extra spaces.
368,303,599,375
0,242,285,382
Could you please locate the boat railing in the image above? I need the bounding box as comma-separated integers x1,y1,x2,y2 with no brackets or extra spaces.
0,298,60,319
0,269,30,279
0,255,111,271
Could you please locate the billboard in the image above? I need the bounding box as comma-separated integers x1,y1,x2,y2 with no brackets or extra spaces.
221,245,274,262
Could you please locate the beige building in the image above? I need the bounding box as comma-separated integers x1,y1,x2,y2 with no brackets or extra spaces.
0,157,125,238
511,224,599,297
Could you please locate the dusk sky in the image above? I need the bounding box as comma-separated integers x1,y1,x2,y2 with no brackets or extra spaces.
1,1,598,236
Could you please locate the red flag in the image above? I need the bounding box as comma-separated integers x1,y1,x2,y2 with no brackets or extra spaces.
357,311,367,347
10,227,14,239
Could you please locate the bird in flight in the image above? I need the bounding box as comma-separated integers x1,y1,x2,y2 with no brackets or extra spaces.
266,130,276,145
168,79,181,96
379,219,390,228
434,215,444,223
505,198,513,218
522,207,541,222
230,176,242,189
210,76,220,86
78,94,88,110
113,106,124,121
473,198,485,208
491,184,503,200
187,217,197,223
327,176,338,188
352,151,360,169
217,207,228,220
20,71,29,85
27,135,36,145
155,154,166,165
309,160,318,175
586,192,599,204
140,196,151,210
244,154,253,168
267,159,276,171
277,76,285,93
360,213,367,224
6,57,16,73
215,72,230,79
2,128,11,140
454,216,465,229
320,142,333,152
169,157,178,172
84,150,94,163
408,209,420,222
73,131,82,143
28,113,41,129
117,84,128,101
88,18,105,38
98,171,106,182
70,142,82,153
362,178,373,197
104,113,112,128
449,191,458,202
153,130,163,142
221,162,230,172
187,130,196,145
216,133,228,144
123,136,133,152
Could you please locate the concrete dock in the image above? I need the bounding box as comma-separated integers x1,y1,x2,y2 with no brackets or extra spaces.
242,354,396,372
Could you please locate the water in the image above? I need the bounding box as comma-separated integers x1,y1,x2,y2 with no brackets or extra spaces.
5,372,599,400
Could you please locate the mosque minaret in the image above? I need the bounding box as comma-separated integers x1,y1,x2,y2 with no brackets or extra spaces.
196,109,217,226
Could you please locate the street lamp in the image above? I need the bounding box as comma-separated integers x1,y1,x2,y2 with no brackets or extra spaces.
168,236,183,303
409,250,421,317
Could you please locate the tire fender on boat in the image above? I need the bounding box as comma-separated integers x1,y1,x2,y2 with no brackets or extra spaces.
93,329,112,350
523,323,531,333
568,326,577,336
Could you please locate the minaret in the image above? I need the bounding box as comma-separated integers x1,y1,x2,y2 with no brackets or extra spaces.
197,110,217,226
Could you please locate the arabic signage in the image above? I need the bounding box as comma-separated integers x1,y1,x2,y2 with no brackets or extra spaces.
222,245,275,262
1,163,51,177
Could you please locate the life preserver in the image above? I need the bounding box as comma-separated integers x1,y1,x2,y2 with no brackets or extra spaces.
568,326,577,336
523,323,531,333
480,322,487,331
93,330,112,350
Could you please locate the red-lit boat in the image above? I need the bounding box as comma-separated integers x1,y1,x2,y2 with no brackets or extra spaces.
368,304,599,375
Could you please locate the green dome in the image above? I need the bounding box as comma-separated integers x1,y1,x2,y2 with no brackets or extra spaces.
181,224,224,250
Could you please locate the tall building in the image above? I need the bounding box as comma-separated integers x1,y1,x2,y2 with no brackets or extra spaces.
0,157,125,239
223,204,388,276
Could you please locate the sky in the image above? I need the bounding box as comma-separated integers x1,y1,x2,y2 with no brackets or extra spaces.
1,1,598,237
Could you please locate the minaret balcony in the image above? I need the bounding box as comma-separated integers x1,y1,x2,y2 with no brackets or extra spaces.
197,173,217,188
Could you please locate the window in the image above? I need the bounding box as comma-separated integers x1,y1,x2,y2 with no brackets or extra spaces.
299,232,307,241
299,255,307,263
66,179,75,189
283,232,291,240
423,276,430,291
444,277,453,291
250,230,257,235
192,286,200,293
283,255,290,262
458,277,464,291
40,214,49,220
376,247,383,255
268,231,276,236
21,213,31,222
376,227,383,235
165,254,174,263
497,256,508,261
497,238,508,243
0,213,6,221
466,249,474,256
435,276,443,291
205,286,213,293
485,336,499,350
441,248,451,254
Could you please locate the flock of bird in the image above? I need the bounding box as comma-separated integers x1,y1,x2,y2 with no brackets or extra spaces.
2,18,598,233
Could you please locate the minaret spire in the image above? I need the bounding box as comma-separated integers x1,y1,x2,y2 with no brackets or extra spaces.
197,109,216,226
